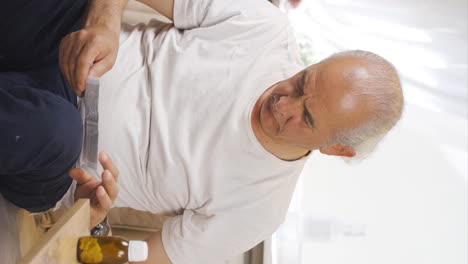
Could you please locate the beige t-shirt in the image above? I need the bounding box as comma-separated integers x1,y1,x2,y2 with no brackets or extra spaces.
78,0,307,262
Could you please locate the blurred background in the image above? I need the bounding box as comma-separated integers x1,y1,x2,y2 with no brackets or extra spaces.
267,0,467,263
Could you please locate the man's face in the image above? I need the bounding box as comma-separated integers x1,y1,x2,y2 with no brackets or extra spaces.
255,58,370,151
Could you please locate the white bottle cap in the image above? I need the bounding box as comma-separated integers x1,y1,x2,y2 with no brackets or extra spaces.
128,240,148,262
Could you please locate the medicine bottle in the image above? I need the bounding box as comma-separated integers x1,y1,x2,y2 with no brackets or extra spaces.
77,236,148,264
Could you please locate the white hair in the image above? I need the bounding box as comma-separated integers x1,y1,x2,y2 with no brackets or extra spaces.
322,50,404,163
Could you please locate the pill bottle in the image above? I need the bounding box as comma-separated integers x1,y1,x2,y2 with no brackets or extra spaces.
77,236,148,264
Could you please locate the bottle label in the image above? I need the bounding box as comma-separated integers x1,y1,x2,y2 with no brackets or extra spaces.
78,237,104,264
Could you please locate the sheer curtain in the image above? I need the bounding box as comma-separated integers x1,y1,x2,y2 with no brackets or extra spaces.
289,0,467,118
265,0,467,263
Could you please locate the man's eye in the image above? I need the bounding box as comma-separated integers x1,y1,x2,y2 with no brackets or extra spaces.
294,81,303,96
303,103,314,128
304,112,314,128
295,73,306,96
303,115,310,127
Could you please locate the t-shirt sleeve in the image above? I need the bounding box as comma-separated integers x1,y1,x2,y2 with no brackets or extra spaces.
160,161,305,264
161,207,284,264
173,0,282,29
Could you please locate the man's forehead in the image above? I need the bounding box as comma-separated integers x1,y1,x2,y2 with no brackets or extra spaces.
343,66,370,81
304,61,361,109
327,56,371,79
307,59,371,88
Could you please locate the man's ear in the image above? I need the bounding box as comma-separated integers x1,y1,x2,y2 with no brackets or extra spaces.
319,144,356,157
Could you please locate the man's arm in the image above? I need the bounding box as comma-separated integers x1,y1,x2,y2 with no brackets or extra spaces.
130,231,172,264
59,0,127,96
136,0,174,20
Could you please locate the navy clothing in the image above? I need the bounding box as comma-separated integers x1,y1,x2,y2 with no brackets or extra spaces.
0,0,87,71
0,0,88,212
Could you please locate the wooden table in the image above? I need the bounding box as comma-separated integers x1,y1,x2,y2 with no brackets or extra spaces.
16,199,90,264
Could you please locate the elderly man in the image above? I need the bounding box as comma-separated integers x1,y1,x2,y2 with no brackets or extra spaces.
0,0,403,263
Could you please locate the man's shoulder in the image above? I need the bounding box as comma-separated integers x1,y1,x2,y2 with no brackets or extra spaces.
236,4,289,27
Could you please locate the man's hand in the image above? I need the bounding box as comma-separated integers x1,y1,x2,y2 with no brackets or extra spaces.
59,25,119,97
69,152,120,228
59,0,127,96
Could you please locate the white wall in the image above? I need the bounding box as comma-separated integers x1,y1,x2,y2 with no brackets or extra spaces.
300,102,467,264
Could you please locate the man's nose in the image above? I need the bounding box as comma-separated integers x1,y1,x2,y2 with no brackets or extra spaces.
275,95,302,119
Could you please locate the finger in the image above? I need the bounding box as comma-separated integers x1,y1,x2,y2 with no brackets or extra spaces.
102,170,119,202
69,39,86,95
69,168,95,184
88,56,113,77
75,43,99,93
99,152,119,180
96,186,112,211
62,36,80,95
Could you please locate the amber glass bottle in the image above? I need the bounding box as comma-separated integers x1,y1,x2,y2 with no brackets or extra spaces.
77,236,148,264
